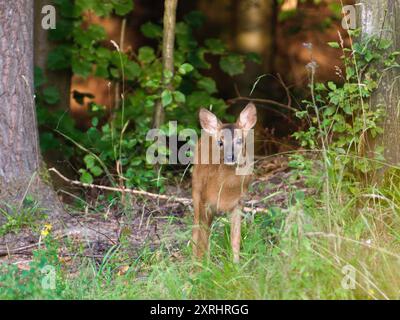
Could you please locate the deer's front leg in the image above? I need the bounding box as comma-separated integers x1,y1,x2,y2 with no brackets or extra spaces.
192,195,201,259
193,197,213,260
230,207,242,263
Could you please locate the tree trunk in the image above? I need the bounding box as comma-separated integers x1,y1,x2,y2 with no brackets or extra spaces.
152,0,178,129
358,1,400,171
233,0,277,95
0,0,63,217
34,0,71,110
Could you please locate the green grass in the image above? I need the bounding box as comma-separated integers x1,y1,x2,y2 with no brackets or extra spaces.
2,178,400,300
0,198,45,237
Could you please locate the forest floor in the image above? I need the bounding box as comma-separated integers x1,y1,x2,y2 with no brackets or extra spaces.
0,154,304,276
2,151,400,299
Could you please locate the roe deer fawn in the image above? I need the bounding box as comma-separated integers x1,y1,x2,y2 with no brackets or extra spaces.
192,103,257,263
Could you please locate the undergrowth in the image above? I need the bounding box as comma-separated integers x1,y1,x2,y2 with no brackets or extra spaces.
2,188,400,300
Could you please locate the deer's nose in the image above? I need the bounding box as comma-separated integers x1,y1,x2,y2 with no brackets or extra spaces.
225,154,234,162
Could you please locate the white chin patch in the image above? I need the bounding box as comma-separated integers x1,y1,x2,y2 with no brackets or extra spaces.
224,161,236,166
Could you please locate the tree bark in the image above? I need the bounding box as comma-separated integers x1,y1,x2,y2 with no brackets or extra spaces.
34,0,71,110
152,0,178,129
357,1,400,172
0,0,63,217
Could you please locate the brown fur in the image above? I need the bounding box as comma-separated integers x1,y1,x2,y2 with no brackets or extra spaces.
191,103,257,263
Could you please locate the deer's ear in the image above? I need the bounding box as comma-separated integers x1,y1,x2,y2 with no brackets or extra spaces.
238,102,257,130
199,108,221,135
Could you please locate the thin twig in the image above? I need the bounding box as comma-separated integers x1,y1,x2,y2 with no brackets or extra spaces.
49,168,269,214
64,210,118,245
227,96,298,113
277,73,293,120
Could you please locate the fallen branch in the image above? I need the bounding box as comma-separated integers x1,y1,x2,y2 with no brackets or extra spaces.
0,233,68,257
49,168,268,214
50,168,192,204
0,242,39,257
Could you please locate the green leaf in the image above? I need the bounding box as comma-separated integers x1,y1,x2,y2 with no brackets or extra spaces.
220,54,245,76
161,90,173,107
365,51,374,62
246,52,262,64
178,63,194,75
188,48,210,69
184,11,205,28
323,106,336,116
328,42,340,49
84,154,96,169
54,0,79,18
141,22,162,39
79,169,94,184
74,24,106,48
95,63,109,78
173,91,186,103
43,86,60,105
295,191,305,202
96,47,112,59
39,132,59,152
125,61,141,80
315,83,328,91
204,38,226,55
130,158,142,166
49,19,74,41
72,55,92,78
138,46,156,64
112,0,134,16
90,165,103,177
327,81,337,91
329,3,342,18
187,91,212,109
110,68,120,79
91,117,99,127
176,22,197,50
378,39,392,50
48,46,72,70
76,0,113,17
197,77,217,94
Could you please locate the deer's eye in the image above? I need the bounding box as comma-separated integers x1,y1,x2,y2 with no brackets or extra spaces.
217,140,223,147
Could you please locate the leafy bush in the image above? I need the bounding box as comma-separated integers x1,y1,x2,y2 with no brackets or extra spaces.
291,31,400,188
36,1,258,191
